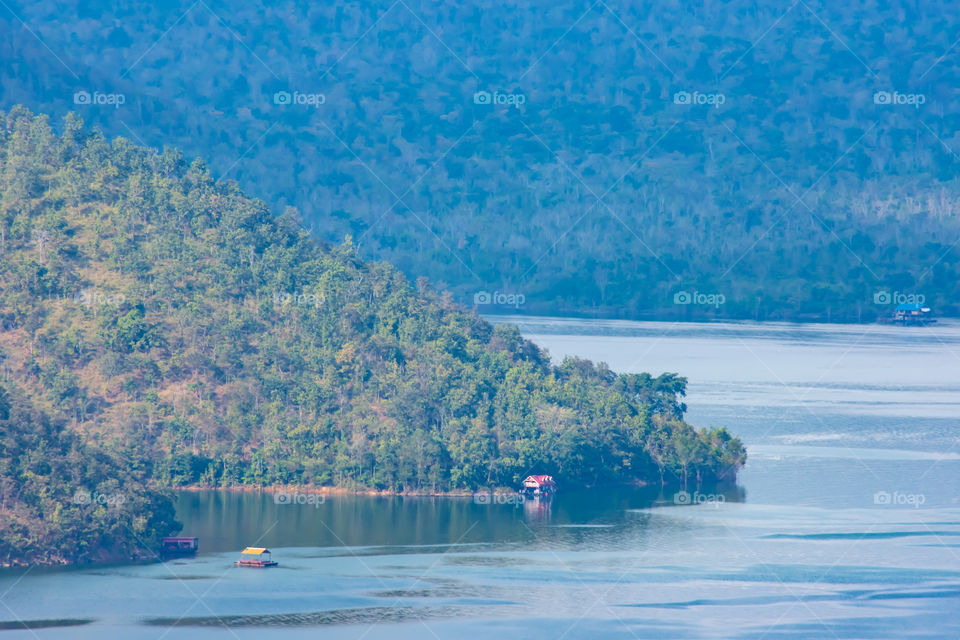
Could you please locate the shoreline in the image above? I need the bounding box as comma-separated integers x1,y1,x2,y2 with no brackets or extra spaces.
483,311,959,328
170,479,651,496
172,485,501,497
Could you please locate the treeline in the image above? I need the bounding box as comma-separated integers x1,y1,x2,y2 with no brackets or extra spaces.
2,0,959,320
0,107,744,504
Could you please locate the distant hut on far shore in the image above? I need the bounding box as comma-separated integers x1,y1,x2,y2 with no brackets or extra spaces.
891,303,935,325
521,475,556,496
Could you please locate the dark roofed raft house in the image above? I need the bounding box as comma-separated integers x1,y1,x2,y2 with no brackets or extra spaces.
161,537,198,557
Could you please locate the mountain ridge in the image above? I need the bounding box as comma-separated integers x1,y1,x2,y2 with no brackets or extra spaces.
3,0,958,321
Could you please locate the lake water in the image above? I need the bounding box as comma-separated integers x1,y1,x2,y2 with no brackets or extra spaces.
3,318,959,638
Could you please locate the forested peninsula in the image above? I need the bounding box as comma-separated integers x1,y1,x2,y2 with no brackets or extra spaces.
0,108,744,565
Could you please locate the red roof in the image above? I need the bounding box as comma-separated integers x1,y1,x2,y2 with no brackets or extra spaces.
523,475,555,486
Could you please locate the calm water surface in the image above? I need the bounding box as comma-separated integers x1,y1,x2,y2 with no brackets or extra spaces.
2,318,959,639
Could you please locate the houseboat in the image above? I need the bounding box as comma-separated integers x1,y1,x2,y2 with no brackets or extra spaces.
235,547,278,568
521,475,556,496
890,303,935,325
161,536,198,557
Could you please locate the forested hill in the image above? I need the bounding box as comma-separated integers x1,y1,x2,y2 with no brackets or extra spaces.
2,0,959,321
0,381,180,566
0,108,744,505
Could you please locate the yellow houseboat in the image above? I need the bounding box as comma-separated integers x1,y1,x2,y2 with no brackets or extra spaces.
234,547,278,568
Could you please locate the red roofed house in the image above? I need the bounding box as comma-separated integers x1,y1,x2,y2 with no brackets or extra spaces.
522,475,556,495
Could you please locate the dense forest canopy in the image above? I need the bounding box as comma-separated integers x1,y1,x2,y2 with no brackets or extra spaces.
0,381,180,566
1,0,957,320
0,108,745,521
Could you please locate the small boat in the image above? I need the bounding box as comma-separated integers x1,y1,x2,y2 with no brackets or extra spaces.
234,547,278,568
161,536,198,557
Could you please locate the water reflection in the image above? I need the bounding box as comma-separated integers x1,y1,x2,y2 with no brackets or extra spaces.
522,495,553,523
174,484,744,557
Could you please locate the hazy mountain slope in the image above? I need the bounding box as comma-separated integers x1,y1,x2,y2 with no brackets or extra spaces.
2,0,958,320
